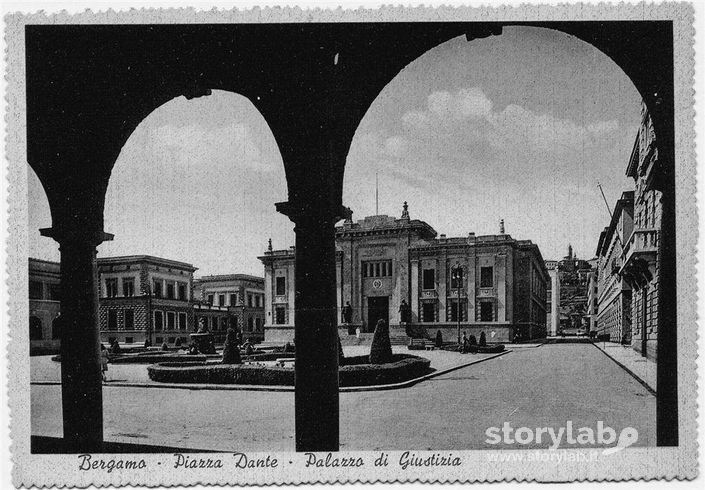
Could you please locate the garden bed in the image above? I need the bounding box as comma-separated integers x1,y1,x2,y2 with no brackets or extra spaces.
147,354,431,387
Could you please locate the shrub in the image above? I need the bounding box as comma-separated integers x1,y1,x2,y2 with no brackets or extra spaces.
469,335,477,346
340,354,430,387
369,319,392,364
435,330,443,347
161,342,169,351
283,342,294,353
479,332,487,347
477,344,505,354
144,338,152,348
110,339,122,354
174,338,182,348
222,328,242,364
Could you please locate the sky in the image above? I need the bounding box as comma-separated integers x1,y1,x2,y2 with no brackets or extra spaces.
27,26,641,276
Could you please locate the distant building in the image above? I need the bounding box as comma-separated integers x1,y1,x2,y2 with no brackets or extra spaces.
545,260,560,336
259,203,548,344
192,274,265,342
29,258,62,354
547,246,594,333
595,191,634,343
585,266,599,336
97,255,197,346
619,103,662,360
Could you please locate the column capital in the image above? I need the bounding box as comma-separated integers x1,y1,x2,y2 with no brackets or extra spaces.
275,201,351,225
40,227,114,247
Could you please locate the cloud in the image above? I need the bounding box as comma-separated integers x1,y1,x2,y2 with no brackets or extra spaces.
147,122,274,173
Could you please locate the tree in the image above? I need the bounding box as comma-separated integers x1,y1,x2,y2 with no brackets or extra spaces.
369,319,393,364
222,327,242,364
435,330,443,348
479,331,487,347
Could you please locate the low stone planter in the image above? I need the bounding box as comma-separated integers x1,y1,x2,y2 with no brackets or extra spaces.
147,354,431,387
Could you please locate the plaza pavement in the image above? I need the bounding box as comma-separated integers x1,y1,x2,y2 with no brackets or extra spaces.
30,343,654,451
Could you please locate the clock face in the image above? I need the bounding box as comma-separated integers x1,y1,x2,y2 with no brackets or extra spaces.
372,279,382,289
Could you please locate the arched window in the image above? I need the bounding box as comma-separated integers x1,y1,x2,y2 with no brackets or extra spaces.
30,316,42,340
52,316,61,340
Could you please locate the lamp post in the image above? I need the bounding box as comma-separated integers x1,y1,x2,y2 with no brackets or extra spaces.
451,263,462,345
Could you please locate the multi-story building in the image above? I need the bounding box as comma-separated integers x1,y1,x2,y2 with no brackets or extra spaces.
29,258,62,354
192,274,265,342
97,255,197,346
619,103,662,360
545,260,560,336
259,203,548,344
585,266,599,336
595,192,634,343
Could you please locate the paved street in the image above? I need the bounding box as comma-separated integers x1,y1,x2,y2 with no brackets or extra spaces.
31,343,655,451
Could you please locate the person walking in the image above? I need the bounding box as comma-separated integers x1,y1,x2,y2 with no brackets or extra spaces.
100,344,109,382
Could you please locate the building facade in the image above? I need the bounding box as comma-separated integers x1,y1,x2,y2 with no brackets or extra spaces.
545,260,560,336
595,192,634,343
619,103,662,360
259,204,549,344
29,258,62,354
192,274,265,342
97,255,197,346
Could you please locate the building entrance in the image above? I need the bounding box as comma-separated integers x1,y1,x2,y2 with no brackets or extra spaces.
367,296,389,333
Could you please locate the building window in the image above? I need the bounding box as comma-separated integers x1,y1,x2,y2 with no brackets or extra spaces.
275,306,286,325
450,267,464,289
248,294,253,307
256,318,262,331
166,282,175,299
480,267,494,288
230,293,237,306
167,337,175,344
125,336,133,344
49,283,61,301
221,317,228,331
207,294,214,305
108,310,118,330
154,310,163,331
211,317,219,330
155,336,163,344
422,303,435,322
232,316,239,330
276,277,286,296
106,278,118,298
29,316,42,340
166,312,176,330
29,280,43,300
124,309,134,330
448,299,466,322
248,317,254,331
153,280,163,298
256,295,261,308
123,278,135,297
178,283,187,301
480,302,493,322
52,317,61,339
178,312,187,330
423,269,435,290
219,294,225,307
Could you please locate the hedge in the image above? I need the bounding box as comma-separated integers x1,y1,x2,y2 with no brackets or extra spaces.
147,354,431,387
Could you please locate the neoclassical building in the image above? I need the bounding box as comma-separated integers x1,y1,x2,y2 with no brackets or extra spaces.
259,204,549,343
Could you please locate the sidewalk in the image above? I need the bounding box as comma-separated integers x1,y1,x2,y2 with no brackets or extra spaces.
592,341,656,394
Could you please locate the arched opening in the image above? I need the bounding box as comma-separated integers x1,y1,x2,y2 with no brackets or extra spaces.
340,26,656,448
29,316,43,341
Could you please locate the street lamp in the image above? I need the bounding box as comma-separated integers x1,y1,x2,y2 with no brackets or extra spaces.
451,263,463,345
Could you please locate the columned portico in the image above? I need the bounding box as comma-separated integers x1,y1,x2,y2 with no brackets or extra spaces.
39,226,113,452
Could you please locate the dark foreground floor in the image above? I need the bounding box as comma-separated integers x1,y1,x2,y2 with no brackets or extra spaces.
31,343,655,452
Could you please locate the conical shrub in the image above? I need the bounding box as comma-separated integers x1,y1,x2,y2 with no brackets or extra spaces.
338,334,345,365
435,330,443,348
369,319,393,364
479,331,487,347
222,328,242,364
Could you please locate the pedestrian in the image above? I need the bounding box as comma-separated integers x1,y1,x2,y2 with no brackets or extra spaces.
100,344,109,382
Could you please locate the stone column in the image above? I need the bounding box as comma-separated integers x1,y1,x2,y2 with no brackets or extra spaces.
277,202,340,451
40,227,113,452
410,259,419,322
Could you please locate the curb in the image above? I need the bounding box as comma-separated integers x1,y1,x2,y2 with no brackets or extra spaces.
30,350,511,393
591,342,656,396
